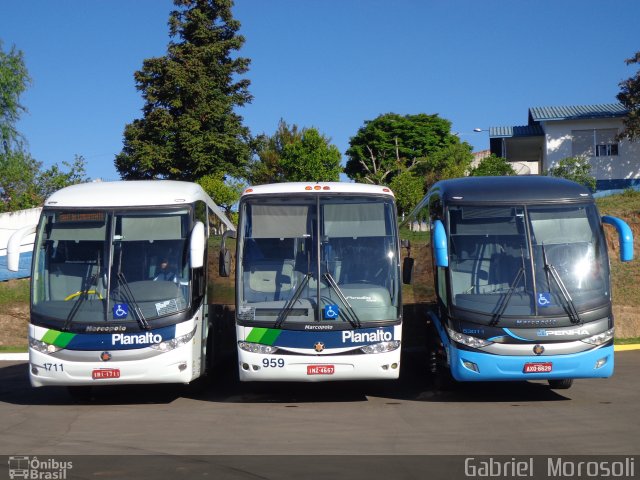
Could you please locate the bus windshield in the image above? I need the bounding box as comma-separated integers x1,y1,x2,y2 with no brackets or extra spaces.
237,196,400,326
448,204,609,319
31,209,191,326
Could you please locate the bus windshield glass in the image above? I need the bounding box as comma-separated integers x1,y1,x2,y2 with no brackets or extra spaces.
448,204,609,318
31,209,191,326
237,196,400,326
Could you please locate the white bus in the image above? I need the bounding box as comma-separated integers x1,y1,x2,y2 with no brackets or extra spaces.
219,182,402,381
7,181,234,396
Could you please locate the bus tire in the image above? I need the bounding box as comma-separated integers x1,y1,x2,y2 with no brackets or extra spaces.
548,378,573,390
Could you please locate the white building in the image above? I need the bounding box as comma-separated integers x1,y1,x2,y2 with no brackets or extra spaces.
489,103,640,190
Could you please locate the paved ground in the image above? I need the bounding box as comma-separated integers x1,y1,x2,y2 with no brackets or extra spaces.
1,351,638,457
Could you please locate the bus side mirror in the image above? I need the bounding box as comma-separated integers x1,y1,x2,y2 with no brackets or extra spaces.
219,230,236,277
433,219,449,267
602,215,634,262
7,225,37,272
190,221,206,269
402,257,414,284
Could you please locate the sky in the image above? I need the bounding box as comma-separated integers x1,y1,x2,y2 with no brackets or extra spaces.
1,0,639,182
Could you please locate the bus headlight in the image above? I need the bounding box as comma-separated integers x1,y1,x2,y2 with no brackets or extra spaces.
150,326,197,352
581,328,614,346
360,341,401,354
238,342,279,354
446,327,492,349
29,336,63,354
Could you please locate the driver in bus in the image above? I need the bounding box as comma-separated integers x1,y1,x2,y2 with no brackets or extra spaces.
153,257,177,282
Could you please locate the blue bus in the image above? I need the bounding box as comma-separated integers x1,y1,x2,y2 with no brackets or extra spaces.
404,176,633,389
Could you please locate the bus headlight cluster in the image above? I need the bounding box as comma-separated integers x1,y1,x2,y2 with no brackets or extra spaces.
150,327,197,352
581,328,614,346
446,328,492,349
360,341,401,354
238,342,279,354
29,336,62,354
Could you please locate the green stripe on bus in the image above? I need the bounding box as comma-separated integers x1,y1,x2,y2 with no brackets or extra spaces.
261,328,281,345
245,327,281,345
246,328,269,343
41,330,75,348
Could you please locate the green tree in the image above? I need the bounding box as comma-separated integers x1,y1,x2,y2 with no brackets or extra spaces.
469,154,516,177
1,42,88,211
197,173,244,216
280,128,342,182
115,0,252,180
1,153,87,212
345,113,460,184
389,170,424,216
247,119,302,184
617,51,640,141
544,156,596,192
248,121,341,183
0,150,40,211
0,41,30,150
416,142,473,189
36,155,88,200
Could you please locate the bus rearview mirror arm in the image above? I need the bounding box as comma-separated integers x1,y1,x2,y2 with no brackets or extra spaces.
189,221,206,269
602,215,634,262
433,219,449,267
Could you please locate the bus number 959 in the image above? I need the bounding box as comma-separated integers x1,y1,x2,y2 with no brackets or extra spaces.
262,358,285,368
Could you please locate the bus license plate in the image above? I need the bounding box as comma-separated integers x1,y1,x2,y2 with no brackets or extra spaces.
307,365,335,375
523,362,552,373
92,368,121,379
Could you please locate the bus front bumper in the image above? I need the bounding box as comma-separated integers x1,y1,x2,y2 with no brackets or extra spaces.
28,344,199,387
448,344,614,382
237,351,401,382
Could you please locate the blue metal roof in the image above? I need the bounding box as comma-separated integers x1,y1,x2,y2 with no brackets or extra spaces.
489,125,544,138
529,103,627,122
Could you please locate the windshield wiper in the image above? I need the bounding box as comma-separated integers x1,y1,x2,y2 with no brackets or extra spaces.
274,272,312,329
62,272,98,331
116,272,150,330
323,272,362,328
490,267,524,326
489,247,527,326
541,243,581,324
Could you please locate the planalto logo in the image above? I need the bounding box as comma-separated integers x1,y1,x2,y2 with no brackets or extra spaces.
112,332,162,346
342,330,392,343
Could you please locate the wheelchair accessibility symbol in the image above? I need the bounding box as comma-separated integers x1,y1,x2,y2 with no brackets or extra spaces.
537,293,552,307
113,303,129,319
324,304,340,319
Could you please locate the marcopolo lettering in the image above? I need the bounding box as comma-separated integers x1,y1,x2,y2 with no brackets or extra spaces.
86,325,127,333
112,332,163,346
342,330,392,343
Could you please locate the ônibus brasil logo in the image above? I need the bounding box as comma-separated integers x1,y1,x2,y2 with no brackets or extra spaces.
8,456,73,479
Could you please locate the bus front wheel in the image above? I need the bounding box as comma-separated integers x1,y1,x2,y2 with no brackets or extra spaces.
548,379,573,390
